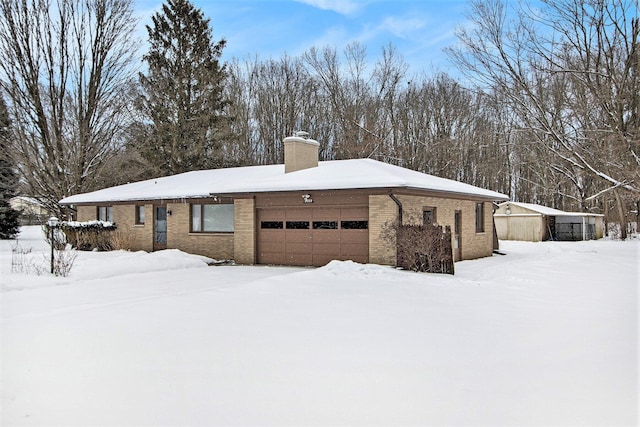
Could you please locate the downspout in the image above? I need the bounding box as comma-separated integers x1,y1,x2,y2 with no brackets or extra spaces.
388,192,403,224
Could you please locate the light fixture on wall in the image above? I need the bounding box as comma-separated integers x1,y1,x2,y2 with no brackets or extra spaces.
302,194,313,203
167,210,172,216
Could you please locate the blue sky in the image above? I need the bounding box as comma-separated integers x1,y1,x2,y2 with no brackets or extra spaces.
134,0,472,75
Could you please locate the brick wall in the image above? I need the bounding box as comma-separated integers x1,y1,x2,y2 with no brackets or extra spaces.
368,194,493,264
398,195,493,260
368,195,398,265
233,198,256,264
76,205,94,222
75,204,153,251
166,202,234,260
111,204,154,252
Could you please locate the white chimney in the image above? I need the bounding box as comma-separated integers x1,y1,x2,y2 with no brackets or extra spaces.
283,131,319,173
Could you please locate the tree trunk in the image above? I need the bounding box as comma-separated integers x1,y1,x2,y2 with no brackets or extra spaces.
613,189,627,240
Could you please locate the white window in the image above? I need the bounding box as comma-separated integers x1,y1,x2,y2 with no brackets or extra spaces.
191,204,234,232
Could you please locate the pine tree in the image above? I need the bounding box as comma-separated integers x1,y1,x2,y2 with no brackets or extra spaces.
0,95,20,239
137,0,228,175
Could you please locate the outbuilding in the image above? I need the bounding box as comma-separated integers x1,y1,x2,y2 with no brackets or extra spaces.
60,133,508,266
494,201,604,242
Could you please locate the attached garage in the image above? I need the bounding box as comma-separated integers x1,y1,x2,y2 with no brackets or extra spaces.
256,193,369,266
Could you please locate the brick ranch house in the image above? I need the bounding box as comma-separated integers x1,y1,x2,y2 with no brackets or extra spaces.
60,133,509,267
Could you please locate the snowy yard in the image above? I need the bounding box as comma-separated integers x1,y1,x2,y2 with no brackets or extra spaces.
1,226,638,426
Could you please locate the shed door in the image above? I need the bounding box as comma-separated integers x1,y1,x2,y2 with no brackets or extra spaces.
257,206,368,266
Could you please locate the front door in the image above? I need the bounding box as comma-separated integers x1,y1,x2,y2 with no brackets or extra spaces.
154,206,167,251
454,210,462,261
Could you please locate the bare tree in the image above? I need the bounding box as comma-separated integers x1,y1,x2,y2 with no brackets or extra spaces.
225,55,335,165
304,43,384,159
0,0,139,217
448,0,639,237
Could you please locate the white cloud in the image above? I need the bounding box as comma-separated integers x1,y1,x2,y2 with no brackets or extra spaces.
378,16,427,39
294,0,361,15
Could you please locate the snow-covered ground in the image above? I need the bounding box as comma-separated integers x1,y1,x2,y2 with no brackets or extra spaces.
1,226,638,426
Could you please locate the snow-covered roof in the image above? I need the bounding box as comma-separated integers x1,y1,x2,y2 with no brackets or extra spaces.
11,196,44,206
59,158,508,205
498,201,603,217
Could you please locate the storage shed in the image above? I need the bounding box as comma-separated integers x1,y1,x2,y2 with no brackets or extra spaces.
494,202,604,242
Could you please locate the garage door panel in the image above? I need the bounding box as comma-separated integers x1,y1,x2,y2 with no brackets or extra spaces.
341,230,368,244
286,242,312,253
286,253,313,265
312,242,341,255
259,230,285,242
312,208,339,220
259,253,285,265
341,243,369,256
285,231,312,244
259,242,285,253
257,205,368,267
312,230,340,243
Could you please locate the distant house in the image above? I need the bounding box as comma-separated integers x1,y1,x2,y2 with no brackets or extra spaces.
494,201,604,242
10,196,50,225
60,132,508,267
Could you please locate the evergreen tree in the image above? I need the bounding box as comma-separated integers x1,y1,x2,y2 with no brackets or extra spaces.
137,0,228,175
0,95,20,239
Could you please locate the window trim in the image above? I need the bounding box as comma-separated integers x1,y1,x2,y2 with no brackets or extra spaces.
475,202,485,233
190,203,235,233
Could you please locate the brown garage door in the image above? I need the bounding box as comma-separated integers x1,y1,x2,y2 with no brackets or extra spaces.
257,206,368,266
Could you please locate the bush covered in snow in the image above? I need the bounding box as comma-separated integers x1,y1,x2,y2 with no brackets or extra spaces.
46,220,118,251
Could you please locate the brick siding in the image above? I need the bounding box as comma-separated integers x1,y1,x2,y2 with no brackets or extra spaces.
233,198,256,264
76,205,94,222
368,195,493,264
166,202,234,260
368,195,399,265
112,204,153,251
397,196,493,260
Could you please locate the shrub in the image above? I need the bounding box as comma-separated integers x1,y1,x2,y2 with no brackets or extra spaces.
52,245,78,277
385,221,455,274
45,220,117,251
109,229,133,250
